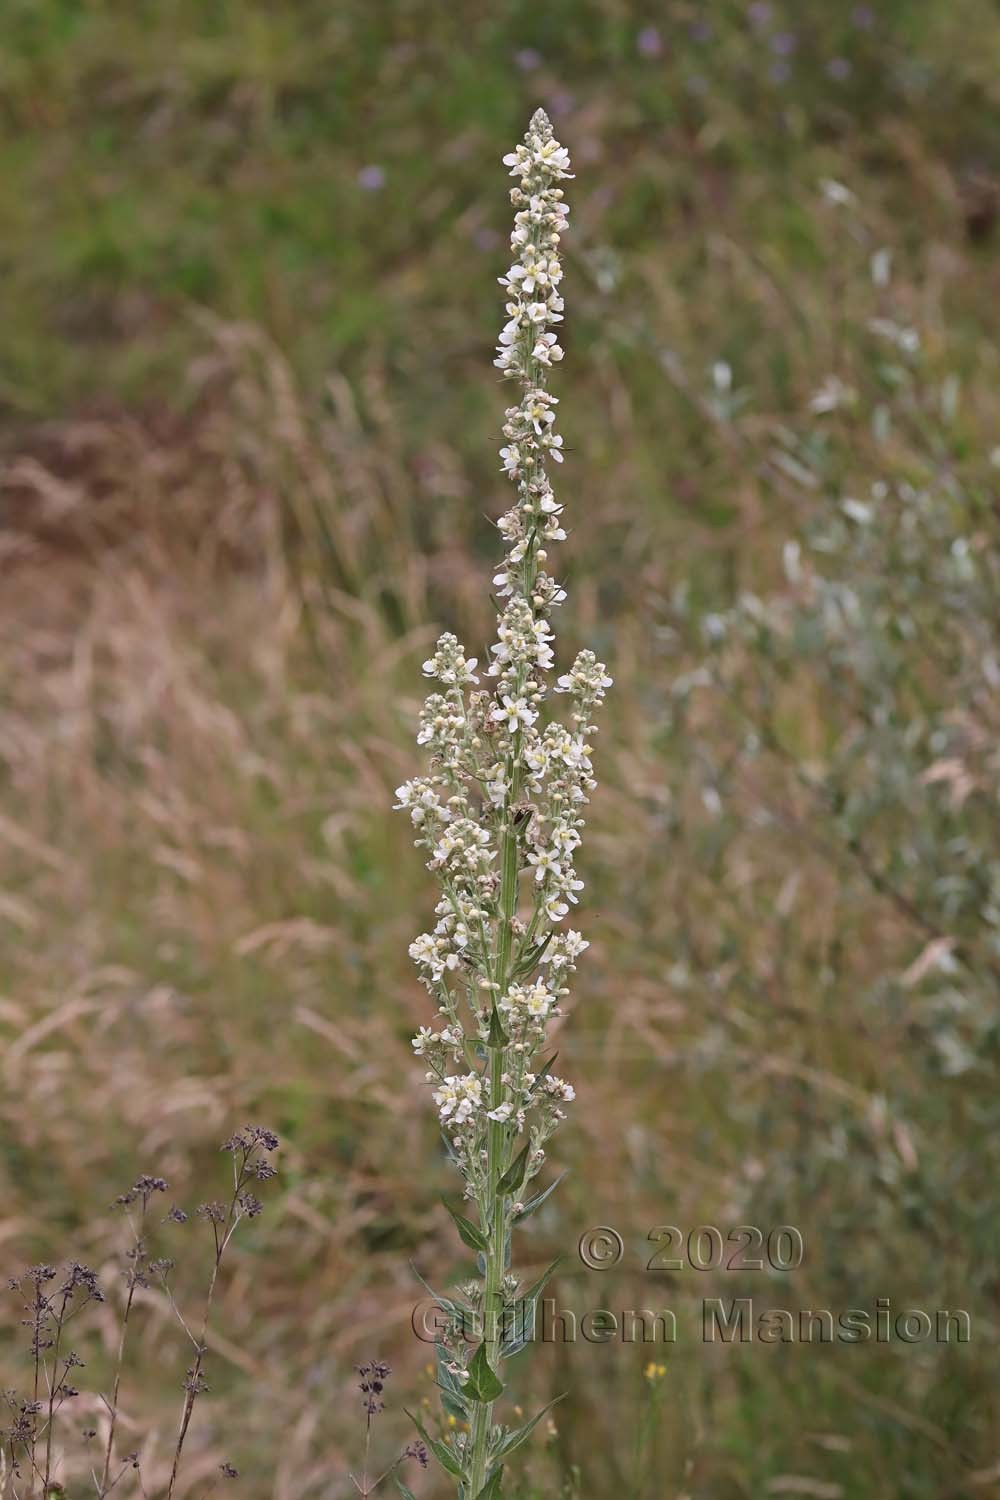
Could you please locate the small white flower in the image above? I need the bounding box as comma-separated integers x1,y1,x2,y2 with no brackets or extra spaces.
492,695,538,730
527,848,562,882
533,333,563,365
523,742,549,776
556,873,585,904
523,982,553,1019
551,824,581,854
409,934,437,966
485,770,508,806
433,1073,484,1124
544,1075,575,1102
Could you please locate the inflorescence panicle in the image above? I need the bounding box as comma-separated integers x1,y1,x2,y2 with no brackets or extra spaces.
394,110,610,1496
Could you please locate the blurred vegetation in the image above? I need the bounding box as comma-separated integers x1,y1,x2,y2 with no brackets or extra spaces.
1,1,998,1497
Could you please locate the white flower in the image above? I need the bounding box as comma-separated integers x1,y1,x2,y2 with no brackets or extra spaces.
485,768,508,806
523,982,554,1019
544,1075,575,1102
409,934,438,967
433,1073,484,1125
492,695,538,730
532,333,563,365
523,742,549,777
536,140,572,175
556,872,585,903
487,1102,513,1122
422,631,479,684
527,848,562,882
497,984,522,1014
550,823,581,853
555,651,613,698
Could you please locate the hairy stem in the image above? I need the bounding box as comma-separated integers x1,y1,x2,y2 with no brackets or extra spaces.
468,750,521,1497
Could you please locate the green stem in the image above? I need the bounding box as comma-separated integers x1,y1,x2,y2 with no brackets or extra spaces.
467,309,543,1497
468,744,522,1496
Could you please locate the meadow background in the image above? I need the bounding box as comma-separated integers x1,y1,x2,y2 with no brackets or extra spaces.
1,2,999,1496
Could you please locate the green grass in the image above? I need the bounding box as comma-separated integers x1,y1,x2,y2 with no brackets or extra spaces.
1,1,999,1496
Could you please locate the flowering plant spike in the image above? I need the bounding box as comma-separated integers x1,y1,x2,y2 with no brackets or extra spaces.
395,108,610,1497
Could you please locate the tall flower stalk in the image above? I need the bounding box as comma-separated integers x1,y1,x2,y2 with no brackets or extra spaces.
395,110,610,1497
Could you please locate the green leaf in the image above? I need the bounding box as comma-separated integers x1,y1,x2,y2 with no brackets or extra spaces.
436,1343,471,1421
513,1170,567,1223
518,1256,562,1303
466,1340,504,1402
497,1142,530,1197
495,1395,565,1460
487,1003,509,1047
440,1129,461,1165
442,1198,490,1254
404,1408,465,1480
510,933,552,979
409,1262,470,1322
501,1257,562,1358
473,1467,505,1499
393,1477,417,1500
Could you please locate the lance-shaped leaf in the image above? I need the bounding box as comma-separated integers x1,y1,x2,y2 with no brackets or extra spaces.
442,1198,490,1254
500,1256,562,1358
464,1340,504,1402
404,1408,465,1480
494,1395,566,1460
509,933,552,981
487,1003,509,1048
410,1262,471,1325
440,1128,461,1165
512,1170,567,1223
497,1142,530,1198
436,1343,472,1421
474,1467,505,1500
393,1478,417,1500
